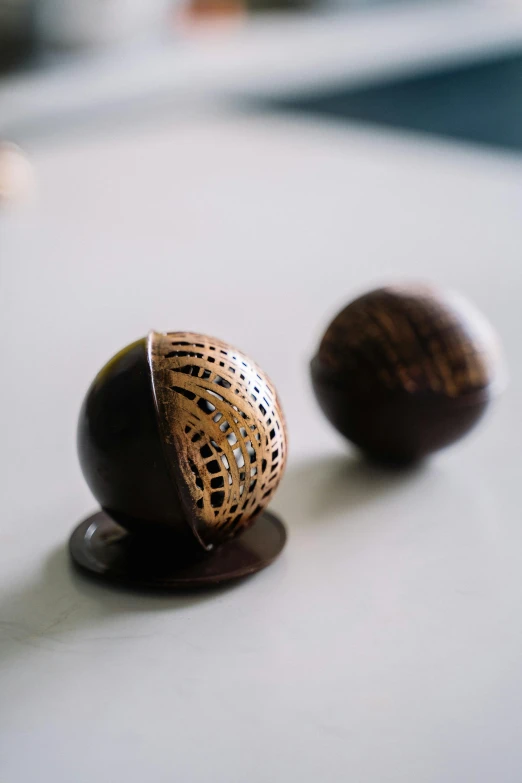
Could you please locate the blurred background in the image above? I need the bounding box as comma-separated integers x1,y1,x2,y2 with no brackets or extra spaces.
2,4,522,781
2,0,522,152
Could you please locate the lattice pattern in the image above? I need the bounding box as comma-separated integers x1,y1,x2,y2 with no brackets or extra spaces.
150,331,287,543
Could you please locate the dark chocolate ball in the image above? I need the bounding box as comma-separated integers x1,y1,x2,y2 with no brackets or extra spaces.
311,286,504,463
78,331,287,550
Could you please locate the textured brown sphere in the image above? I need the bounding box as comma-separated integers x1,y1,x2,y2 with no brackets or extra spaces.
78,331,287,551
311,286,504,463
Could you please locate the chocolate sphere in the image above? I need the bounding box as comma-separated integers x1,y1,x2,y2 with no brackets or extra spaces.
78,331,287,551
311,286,504,463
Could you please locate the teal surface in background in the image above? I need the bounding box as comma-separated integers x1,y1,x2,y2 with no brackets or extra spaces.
269,51,522,153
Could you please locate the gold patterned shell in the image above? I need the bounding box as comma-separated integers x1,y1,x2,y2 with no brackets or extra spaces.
149,331,287,546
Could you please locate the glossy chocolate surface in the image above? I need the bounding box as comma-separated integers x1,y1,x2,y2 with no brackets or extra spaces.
311,286,503,462
77,339,194,544
70,509,287,589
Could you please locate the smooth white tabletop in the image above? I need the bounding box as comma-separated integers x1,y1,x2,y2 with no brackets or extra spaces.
2,8,522,783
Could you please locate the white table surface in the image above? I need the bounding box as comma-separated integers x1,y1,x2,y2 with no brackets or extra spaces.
2,7,522,783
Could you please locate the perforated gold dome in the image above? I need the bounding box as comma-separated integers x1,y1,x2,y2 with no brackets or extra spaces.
149,332,287,544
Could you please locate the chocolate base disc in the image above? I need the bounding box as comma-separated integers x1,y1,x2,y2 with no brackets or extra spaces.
69,510,287,590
